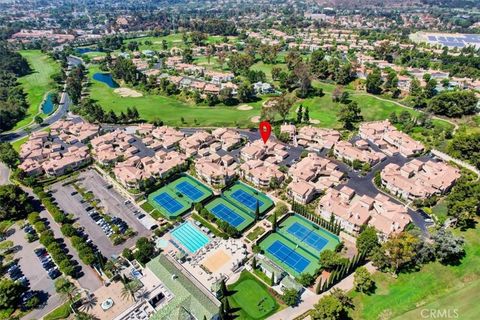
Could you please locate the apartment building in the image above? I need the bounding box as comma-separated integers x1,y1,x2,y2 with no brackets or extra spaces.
381,159,461,200
359,120,424,157
318,186,411,239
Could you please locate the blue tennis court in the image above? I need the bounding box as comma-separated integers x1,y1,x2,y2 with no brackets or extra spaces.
230,189,264,211
287,222,328,251
175,181,204,201
210,203,245,227
153,193,183,214
267,240,310,273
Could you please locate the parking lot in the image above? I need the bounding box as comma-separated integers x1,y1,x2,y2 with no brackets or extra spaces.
50,169,153,258
9,226,62,320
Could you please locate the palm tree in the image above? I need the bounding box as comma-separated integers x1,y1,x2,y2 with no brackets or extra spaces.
75,311,100,320
55,277,77,303
79,292,98,312
120,275,136,302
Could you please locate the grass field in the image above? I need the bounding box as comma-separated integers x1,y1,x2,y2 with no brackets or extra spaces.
349,223,480,320
88,66,266,127
228,271,280,320
15,50,60,130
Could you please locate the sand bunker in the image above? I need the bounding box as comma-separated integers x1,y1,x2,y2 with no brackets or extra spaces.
114,88,143,98
310,119,320,124
202,249,230,273
250,116,261,123
237,105,253,111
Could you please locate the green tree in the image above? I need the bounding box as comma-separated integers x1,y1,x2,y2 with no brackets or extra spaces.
378,232,419,275
356,226,379,256
0,142,19,168
134,237,156,264
432,229,465,264
297,104,303,123
34,115,43,125
338,101,363,130
237,81,255,103
354,266,375,293
120,275,136,302
281,288,299,306
297,273,315,287
273,94,294,121
303,106,310,123
365,69,383,94
0,278,25,310
312,293,349,320
409,78,422,96
0,184,33,220
55,277,77,302
319,250,347,271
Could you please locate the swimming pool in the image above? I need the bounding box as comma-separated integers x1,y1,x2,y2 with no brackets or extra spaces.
171,222,210,253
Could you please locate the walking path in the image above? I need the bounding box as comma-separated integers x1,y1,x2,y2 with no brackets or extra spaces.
268,262,376,320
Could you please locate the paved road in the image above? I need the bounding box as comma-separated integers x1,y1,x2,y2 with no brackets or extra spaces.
0,91,71,143
0,162,9,185
10,227,63,320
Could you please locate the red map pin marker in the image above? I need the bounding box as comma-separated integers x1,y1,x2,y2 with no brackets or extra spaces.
259,121,271,144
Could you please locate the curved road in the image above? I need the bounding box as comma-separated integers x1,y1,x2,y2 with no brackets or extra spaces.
0,90,71,143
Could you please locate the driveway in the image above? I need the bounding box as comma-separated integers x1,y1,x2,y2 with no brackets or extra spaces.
9,227,62,320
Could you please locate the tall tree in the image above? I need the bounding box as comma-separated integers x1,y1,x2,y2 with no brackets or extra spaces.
338,101,363,130
366,69,383,94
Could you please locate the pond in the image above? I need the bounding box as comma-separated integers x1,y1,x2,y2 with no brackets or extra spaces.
75,47,100,55
92,72,119,88
41,93,55,115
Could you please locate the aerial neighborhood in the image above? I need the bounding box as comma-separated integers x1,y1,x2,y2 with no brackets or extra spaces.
0,1,479,320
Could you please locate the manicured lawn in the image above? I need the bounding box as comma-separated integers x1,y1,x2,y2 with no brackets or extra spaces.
88,66,264,127
395,280,480,320
140,201,155,213
295,82,453,132
15,50,60,130
349,223,480,320
251,61,287,82
228,271,280,319
43,301,71,320
11,136,29,152
123,34,185,51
